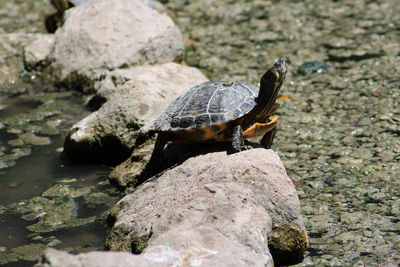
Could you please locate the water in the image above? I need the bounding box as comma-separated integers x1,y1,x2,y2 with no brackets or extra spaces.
0,90,121,266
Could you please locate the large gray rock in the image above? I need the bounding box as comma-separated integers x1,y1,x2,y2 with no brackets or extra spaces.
63,63,208,163
106,149,308,266
47,0,183,92
36,149,305,267
35,248,167,267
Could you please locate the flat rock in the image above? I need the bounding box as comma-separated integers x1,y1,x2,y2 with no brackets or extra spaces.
46,0,183,92
63,63,208,163
19,132,51,146
106,149,308,266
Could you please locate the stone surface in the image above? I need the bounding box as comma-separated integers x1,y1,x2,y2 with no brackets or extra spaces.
106,149,308,266
46,0,183,92
35,248,167,267
108,137,156,188
23,34,55,70
63,63,208,163
0,33,39,84
19,132,51,146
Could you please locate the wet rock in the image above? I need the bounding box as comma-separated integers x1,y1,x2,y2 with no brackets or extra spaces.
45,0,183,92
19,132,51,146
11,244,47,262
297,61,328,75
106,149,308,266
9,184,95,233
42,184,92,198
86,192,117,205
7,138,25,147
0,156,16,170
63,63,208,164
0,244,47,264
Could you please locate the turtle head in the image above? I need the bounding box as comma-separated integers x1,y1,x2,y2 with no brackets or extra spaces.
258,59,287,99
253,60,287,119
261,59,287,89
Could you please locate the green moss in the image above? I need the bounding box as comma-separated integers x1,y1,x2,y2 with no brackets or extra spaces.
10,243,47,261
268,224,309,266
131,234,149,254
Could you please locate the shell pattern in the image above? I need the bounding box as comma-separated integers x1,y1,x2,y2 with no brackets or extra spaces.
156,81,258,132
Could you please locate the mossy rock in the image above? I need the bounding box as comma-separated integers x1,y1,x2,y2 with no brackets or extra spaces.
268,224,309,266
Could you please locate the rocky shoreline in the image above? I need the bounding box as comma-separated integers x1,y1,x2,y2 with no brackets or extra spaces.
1,0,399,266
22,0,307,265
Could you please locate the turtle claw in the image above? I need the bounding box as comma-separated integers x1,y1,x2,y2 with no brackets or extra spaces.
239,145,254,151
227,144,254,155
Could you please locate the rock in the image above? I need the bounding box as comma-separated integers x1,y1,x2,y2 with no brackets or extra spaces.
46,0,172,33
55,0,169,15
9,183,95,233
92,62,208,103
10,244,47,262
46,0,183,92
108,137,156,188
63,63,208,164
19,132,51,146
106,149,308,266
297,61,328,75
140,0,170,15
35,248,167,267
23,34,55,71
0,33,39,85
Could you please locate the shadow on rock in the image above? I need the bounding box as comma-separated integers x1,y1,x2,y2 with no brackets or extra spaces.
105,148,308,266
110,139,265,190
63,133,131,166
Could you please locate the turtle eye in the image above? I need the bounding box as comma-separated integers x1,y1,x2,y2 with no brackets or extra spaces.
273,60,287,79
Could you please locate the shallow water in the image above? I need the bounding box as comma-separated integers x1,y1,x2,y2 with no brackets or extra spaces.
0,89,120,266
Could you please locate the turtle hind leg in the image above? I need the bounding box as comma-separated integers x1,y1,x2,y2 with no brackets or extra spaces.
260,127,277,149
148,132,169,165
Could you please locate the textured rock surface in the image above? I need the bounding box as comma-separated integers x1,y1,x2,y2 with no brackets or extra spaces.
46,0,183,92
23,34,54,70
35,248,167,267
0,33,39,84
63,63,208,163
106,149,308,266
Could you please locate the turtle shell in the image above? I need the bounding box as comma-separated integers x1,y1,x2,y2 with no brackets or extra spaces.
155,81,257,132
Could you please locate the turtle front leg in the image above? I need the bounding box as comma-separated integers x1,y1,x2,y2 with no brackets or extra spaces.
148,132,169,165
260,126,277,149
232,125,250,152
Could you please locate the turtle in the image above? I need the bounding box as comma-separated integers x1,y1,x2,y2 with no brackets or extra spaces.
149,59,287,164
45,0,75,33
